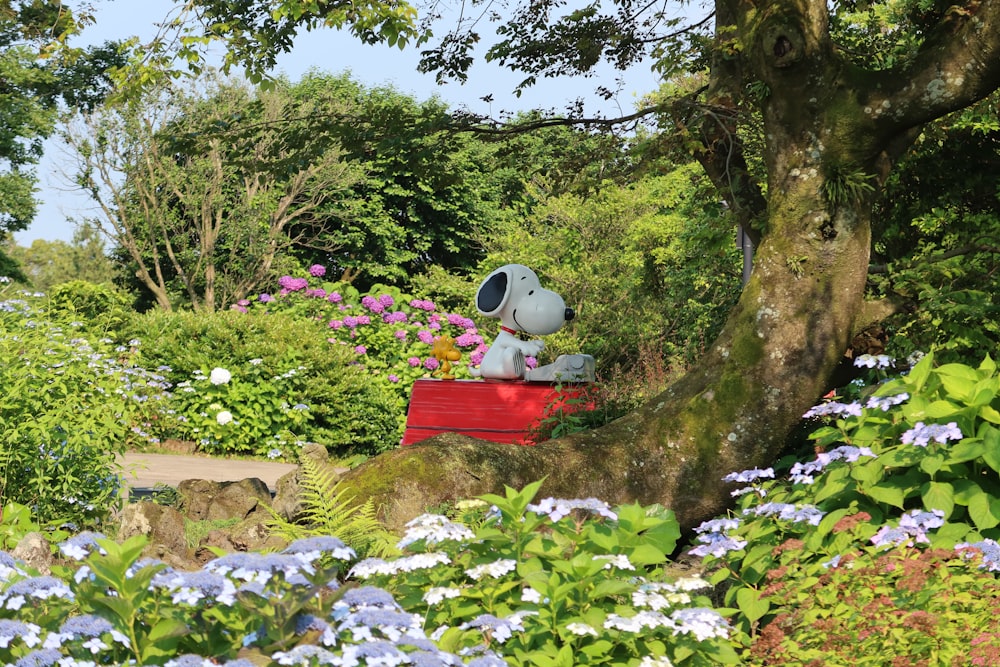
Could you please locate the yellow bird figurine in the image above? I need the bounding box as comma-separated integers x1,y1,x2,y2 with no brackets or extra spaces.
431,334,462,380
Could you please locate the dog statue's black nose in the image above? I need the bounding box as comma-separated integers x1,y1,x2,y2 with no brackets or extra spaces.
565,307,575,321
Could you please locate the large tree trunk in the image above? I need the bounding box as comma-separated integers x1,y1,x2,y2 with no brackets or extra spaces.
342,0,1000,533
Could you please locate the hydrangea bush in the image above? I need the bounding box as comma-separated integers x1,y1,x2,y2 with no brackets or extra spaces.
0,281,169,528
687,352,1000,658
351,480,738,666
0,484,739,667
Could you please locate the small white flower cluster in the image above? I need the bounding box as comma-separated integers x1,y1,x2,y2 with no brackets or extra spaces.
604,607,729,641
350,552,452,579
593,554,635,570
854,354,894,369
209,367,232,385
527,497,618,522
632,578,710,610
397,514,476,549
465,559,517,580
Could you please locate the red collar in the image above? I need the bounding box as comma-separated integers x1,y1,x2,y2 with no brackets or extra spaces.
500,325,517,335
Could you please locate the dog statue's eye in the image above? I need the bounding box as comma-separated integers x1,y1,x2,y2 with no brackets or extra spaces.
528,290,534,295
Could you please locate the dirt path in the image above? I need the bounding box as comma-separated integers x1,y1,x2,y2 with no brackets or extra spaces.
118,452,297,492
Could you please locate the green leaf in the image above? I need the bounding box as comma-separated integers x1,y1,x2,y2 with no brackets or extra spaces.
968,493,1000,531
736,587,770,623
867,483,906,509
982,427,1000,471
921,481,955,518
920,453,944,475
628,543,667,567
980,405,1000,425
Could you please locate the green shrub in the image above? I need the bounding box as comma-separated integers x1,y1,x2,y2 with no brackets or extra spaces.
0,287,161,528
121,308,401,456
745,543,1000,666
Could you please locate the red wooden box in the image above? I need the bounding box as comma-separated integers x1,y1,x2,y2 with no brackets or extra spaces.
401,378,590,446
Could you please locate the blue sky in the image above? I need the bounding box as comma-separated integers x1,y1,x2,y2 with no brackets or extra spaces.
16,0,668,244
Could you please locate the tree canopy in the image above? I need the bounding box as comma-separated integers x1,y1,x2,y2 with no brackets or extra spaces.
0,1,124,279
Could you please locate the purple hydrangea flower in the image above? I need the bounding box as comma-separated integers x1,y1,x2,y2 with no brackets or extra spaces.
378,294,395,307
343,316,358,328
258,293,273,303
417,330,435,345
277,276,308,291
328,292,342,303
866,392,910,411
408,356,421,367
309,264,326,277
361,295,385,313
722,468,775,484
329,320,343,329
355,345,367,355
803,401,863,419
410,299,436,311
901,421,962,446
424,358,440,371
383,311,409,324
455,332,483,347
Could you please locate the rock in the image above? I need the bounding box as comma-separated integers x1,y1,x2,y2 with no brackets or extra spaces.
118,501,189,563
177,478,271,522
11,532,52,575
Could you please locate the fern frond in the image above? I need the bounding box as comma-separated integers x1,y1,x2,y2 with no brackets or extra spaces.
265,454,399,558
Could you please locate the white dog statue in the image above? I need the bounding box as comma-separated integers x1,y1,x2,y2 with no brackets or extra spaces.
472,264,596,382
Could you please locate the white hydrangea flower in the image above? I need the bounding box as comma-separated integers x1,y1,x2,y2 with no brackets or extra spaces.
465,559,517,580
216,410,233,425
209,367,232,385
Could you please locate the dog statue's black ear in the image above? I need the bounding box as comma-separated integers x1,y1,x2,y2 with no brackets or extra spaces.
476,268,509,316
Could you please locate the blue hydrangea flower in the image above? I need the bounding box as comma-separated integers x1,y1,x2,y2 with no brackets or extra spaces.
688,533,748,559
803,400,863,419
722,467,774,484
57,532,107,561
13,648,64,667
866,392,909,411
283,536,355,563
0,550,26,581
154,570,238,606
901,421,963,446
165,655,219,666
0,576,74,610
956,538,1000,571
0,619,42,648
527,497,617,522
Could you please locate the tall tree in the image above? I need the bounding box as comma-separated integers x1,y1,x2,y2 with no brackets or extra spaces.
181,0,1000,531
65,74,362,311
0,2,124,280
